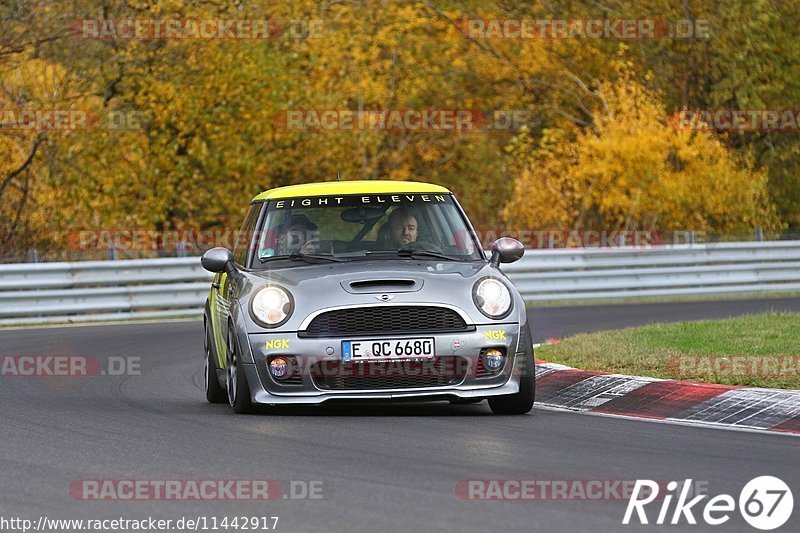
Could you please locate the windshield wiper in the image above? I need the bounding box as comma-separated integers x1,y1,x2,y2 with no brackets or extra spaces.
396,248,457,261
289,252,344,263
260,252,343,263
346,249,458,261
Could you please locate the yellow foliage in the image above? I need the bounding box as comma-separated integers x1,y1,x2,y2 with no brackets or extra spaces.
503,63,779,234
0,0,788,256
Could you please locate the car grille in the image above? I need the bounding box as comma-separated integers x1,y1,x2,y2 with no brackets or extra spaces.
302,306,472,337
273,373,303,386
311,357,468,390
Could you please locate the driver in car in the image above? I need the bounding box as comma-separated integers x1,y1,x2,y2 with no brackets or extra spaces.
277,214,318,255
387,208,419,249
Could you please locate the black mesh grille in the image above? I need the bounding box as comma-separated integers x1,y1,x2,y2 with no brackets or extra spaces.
303,306,471,337
274,374,302,385
311,357,468,390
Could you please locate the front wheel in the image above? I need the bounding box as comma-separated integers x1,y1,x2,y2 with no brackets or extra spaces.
488,330,535,415
226,325,254,414
204,320,227,404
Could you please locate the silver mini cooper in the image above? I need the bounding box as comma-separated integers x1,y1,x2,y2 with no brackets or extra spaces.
202,180,534,414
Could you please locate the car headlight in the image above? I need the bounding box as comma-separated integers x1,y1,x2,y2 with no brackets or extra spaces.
251,286,294,327
473,277,512,319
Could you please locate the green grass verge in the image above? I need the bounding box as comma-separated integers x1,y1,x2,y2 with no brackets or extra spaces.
536,311,800,389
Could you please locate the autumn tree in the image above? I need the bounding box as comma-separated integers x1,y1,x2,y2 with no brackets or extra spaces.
0,0,797,257
503,61,778,235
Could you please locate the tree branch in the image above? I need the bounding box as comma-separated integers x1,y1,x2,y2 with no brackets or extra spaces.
0,133,45,200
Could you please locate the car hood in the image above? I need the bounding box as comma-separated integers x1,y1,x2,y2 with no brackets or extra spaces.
234,260,521,331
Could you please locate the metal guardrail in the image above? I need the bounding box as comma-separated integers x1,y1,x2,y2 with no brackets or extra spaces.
2,241,800,325
505,241,800,301
0,258,212,325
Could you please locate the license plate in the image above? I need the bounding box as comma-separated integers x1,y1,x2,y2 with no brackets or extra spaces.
342,338,435,361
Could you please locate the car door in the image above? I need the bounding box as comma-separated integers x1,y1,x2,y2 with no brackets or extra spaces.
210,203,262,368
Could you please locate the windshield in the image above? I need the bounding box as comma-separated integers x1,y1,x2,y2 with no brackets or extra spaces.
252,193,483,266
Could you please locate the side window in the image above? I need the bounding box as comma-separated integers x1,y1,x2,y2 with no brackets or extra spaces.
233,204,262,267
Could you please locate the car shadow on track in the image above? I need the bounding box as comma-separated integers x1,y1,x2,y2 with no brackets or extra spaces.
221,400,538,417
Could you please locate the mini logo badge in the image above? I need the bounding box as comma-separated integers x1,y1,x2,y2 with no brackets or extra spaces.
375,294,395,302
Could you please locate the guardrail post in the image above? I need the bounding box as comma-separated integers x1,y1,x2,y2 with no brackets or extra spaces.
26,248,39,263
177,240,187,258
107,242,117,260
754,227,763,241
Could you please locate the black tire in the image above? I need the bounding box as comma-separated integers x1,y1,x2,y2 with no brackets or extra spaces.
488,327,536,415
204,320,227,404
226,324,254,414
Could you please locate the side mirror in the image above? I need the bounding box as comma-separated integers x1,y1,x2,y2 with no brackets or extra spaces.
490,237,524,267
201,247,234,273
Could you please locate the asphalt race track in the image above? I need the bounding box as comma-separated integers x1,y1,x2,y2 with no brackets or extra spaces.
1,299,799,532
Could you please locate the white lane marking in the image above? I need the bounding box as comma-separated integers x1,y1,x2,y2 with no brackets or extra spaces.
541,374,653,410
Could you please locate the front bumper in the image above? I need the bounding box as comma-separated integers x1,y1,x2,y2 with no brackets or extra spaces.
242,323,524,405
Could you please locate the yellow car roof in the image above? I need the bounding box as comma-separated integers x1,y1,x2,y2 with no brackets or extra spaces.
252,180,451,202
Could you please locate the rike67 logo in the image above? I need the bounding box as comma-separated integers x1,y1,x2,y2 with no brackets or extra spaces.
624,477,793,530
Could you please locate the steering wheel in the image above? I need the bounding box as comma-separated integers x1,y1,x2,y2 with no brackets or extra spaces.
300,239,334,255
410,240,444,253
